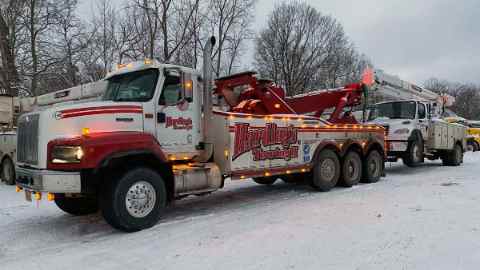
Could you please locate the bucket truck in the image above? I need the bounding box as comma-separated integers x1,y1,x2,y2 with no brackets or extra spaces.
368,70,467,167
14,37,386,232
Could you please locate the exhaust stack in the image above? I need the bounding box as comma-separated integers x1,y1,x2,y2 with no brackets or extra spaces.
200,36,216,162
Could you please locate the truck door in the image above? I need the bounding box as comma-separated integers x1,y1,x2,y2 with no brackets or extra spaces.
417,102,429,140
155,69,201,158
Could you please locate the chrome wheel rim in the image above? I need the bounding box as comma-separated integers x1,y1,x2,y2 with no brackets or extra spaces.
320,159,336,181
125,181,156,218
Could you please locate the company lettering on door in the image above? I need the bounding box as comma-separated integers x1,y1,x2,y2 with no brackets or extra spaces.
166,117,193,130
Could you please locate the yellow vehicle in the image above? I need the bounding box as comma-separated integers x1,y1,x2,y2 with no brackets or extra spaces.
445,117,480,151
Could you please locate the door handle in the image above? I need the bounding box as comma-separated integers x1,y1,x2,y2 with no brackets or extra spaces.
157,112,166,123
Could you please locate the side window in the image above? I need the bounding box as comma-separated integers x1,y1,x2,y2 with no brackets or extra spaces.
159,71,194,106
159,75,182,106
418,103,426,119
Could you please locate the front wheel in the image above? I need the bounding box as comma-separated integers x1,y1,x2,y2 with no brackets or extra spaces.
55,196,98,216
100,167,167,232
403,138,424,167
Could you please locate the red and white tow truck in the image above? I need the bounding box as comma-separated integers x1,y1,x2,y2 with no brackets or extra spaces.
15,38,386,232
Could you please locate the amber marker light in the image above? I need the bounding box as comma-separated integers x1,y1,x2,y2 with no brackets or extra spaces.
47,193,55,202
265,172,271,177
16,186,22,193
274,103,281,109
82,128,90,136
34,192,42,201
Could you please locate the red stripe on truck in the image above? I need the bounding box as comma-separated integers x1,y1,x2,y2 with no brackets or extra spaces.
59,105,143,119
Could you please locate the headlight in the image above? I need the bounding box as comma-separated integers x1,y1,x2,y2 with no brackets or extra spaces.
51,146,84,164
393,128,410,135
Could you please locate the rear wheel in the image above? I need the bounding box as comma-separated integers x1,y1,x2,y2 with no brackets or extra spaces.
339,151,362,187
309,149,340,192
442,144,463,166
362,150,383,183
55,196,98,216
475,142,480,152
1,157,15,185
253,177,277,185
467,140,476,152
100,167,167,232
403,138,424,167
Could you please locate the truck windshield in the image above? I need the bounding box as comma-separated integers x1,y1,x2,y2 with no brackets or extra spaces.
103,69,159,102
369,101,417,120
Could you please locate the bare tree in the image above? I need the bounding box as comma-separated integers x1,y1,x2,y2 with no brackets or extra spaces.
0,0,25,96
205,0,256,77
255,1,365,95
50,0,92,87
19,0,60,96
424,78,480,120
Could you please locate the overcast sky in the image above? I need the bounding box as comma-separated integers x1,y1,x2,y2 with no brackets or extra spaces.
80,0,480,85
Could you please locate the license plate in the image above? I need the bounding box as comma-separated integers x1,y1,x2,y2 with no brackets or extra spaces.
24,190,32,202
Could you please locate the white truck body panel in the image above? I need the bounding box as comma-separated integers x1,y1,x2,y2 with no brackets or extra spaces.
428,120,467,150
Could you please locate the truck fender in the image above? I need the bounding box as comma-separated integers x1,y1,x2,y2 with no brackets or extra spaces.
47,132,168,171
340,140,364,157
408,129,423,142
311,140,342,163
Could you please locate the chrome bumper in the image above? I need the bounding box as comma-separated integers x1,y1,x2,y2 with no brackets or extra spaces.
387,141,408,152
16,167,81,193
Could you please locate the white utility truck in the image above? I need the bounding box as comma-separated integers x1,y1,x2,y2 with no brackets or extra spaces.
368,70,467,167
0,82,106,185
15,38,386,232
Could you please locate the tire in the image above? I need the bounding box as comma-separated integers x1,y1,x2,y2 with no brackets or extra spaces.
474,142,480,152
100,167,167,232
54,196,98,216
403,137,424,167
467,141,476,152
309,149,340,192
1,157,15,185
442,144,463,166
253,177,277,185
362,150,383,183
339,151,362,187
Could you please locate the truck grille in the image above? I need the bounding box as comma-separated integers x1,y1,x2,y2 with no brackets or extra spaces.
17,114,39,165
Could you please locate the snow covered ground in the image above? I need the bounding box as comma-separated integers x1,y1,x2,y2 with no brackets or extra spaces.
1,154,480,270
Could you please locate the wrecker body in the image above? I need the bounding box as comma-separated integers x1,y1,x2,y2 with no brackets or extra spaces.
15,38,386,231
